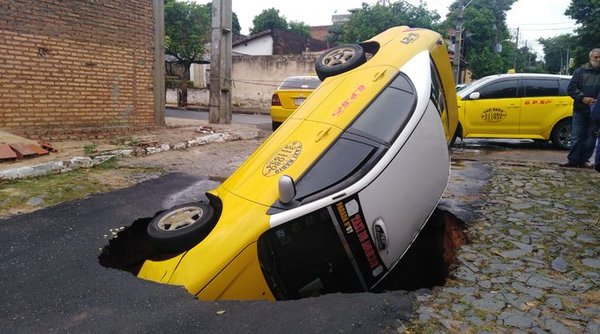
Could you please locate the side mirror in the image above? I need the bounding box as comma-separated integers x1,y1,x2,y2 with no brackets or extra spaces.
278,175,296,204
469,92,480,100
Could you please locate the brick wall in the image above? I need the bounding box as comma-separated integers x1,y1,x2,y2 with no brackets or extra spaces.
0,0,157,139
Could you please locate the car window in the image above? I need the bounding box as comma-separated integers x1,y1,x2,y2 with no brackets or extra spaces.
348,73,416,144
523,79,559,97
430,62,446,117
279,77,321,89
257,207,364,300
559,78,570,96
477,79,518,99
280,74,416,205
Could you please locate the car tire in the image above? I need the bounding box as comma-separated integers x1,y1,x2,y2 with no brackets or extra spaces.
315,44,367,81
272,121,282,131
550,118,571,150
147,202,217,253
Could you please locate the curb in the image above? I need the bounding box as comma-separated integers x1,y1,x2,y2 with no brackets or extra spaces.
0,130,259,181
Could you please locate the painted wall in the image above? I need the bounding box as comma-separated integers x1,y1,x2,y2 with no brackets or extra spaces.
231,35,274,56
168,54,319,111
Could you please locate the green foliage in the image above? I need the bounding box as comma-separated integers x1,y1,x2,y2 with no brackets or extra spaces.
165,1,210,65
326,23,344,46
565,0,600,67
466,47,507,78
289,21,312,39
336,1,441,43
164,0,211,106
539,34,576,74
232,13,242,35
250,8,288,34
83,143,98,156
444,0,522,77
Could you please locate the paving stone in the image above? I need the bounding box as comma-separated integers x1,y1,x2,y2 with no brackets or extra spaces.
585,321,600,334
551,257,569,272
466,316,485,326
454,268,478,282
499,312,535,329
545,297,563,310
471,298,505,313
511,241,533,252
478,280,492,289
581,258,600,269
512,282,543,299
508,229,523,236
499,249,527,259
526,274,569,291
576,234,596,243
543,317,573,334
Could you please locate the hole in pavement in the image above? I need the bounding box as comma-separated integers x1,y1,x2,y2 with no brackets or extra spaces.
99,208,468,296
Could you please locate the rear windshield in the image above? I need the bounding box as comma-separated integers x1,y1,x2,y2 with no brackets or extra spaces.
279,77,321,89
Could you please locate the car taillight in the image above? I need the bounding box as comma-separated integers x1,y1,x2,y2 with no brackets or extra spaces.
271,93,281,106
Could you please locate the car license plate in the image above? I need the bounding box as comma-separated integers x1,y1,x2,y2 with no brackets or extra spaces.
294,98,305,106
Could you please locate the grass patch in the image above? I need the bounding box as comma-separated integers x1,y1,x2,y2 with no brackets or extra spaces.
83,143,98,156
0,163,163,219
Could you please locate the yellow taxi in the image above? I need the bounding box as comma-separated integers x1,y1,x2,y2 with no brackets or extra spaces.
455,73,573,149
270,76,320,131
137,26,458,301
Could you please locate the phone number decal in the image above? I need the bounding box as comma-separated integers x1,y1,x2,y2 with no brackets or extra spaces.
481,108,507,122
262,141,302,177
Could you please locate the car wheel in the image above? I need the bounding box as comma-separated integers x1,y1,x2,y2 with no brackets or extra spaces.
315,44,367,81
272,121,282,131
550,119,571,150
147,202,216,253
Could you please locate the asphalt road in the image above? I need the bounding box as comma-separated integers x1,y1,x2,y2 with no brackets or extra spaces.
0,173,416,333
166,108,273,131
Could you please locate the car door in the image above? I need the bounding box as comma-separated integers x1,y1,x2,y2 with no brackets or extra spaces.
520,78,571,136
462,78,520,136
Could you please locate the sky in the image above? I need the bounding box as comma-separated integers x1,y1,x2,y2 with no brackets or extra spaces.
193,0,578,58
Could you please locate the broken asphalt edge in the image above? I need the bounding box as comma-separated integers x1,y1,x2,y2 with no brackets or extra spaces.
0,129,261,181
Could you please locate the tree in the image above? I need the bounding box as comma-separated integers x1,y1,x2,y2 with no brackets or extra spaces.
444,0,517,79
250,8,288,34
539,34,576,74
335,1,441,44
289,21,312,39
165,0,211,107
565,0,600,67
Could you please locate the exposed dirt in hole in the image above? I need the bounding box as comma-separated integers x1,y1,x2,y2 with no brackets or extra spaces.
99,208,468,297
375,209,468,292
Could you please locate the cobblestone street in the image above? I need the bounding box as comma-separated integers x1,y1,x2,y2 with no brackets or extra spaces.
410,160,600,333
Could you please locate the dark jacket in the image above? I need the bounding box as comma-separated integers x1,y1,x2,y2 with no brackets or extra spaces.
567,63,600,113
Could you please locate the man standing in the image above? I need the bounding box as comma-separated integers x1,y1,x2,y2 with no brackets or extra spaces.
560,48,600,168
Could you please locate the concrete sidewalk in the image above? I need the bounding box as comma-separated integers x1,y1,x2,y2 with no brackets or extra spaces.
0,118,263,181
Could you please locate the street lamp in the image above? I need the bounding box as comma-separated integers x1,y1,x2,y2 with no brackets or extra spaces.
453,0,473,85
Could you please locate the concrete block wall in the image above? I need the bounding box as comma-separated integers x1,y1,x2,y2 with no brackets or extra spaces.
0,0,157,139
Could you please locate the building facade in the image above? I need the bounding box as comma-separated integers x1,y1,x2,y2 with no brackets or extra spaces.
0,0,161,139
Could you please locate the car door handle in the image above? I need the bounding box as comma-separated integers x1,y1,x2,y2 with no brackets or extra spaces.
315,127,331,142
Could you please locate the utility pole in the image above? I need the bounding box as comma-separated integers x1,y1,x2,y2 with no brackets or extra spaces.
513,27,519,71
453,0,472,85
209,0,232,124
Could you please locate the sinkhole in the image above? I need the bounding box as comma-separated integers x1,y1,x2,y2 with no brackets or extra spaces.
99,208,468,299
